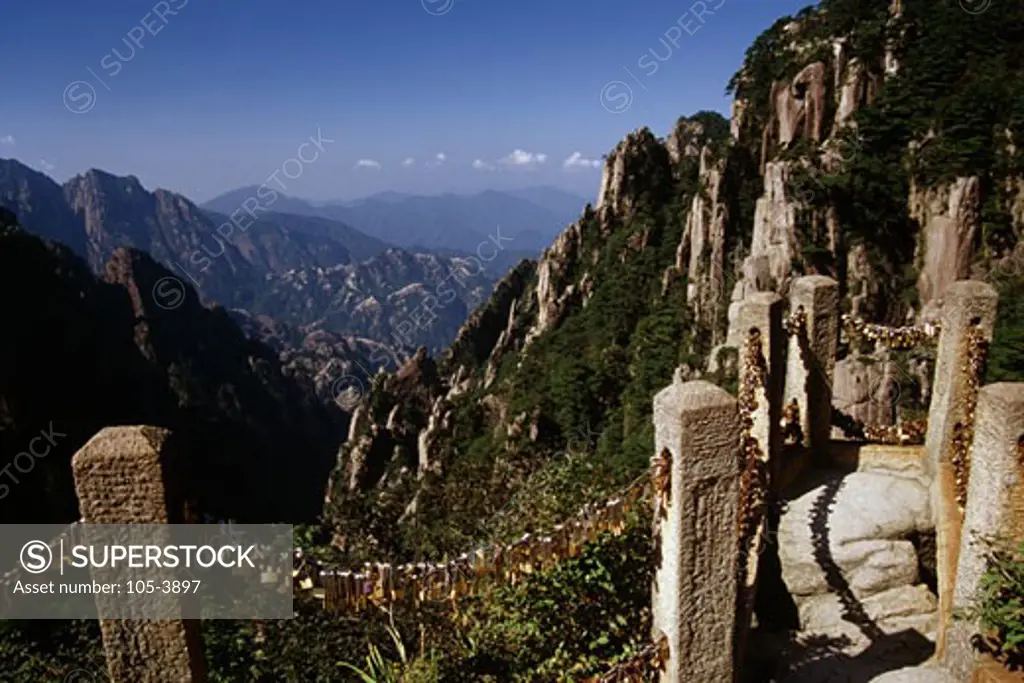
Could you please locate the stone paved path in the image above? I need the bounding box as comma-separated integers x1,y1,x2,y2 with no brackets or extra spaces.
748,463,941,683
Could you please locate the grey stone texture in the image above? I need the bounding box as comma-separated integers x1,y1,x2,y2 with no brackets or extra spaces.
72,426,207,683
652,379,741,683
870,665,958,683
778,469,933,607
923,281,998,477
738,292,786,473
922,281,998,663
783,276,840,462
945,383,1024,681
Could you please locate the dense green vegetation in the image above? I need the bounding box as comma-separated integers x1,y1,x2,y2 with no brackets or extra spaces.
329,122,723,566
986,266,1024,384
731,0,1024,323
0,520,651,682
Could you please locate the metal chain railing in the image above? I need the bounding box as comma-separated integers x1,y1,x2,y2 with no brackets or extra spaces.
780,307,807,447
831,406,928,445
950,324,989,510
737,327,769,579
841,314,940,350
299,471,654,613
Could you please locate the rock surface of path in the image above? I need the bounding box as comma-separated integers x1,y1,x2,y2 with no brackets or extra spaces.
760,463,941,682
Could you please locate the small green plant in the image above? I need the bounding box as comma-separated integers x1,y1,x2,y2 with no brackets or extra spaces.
958,537,1024,670
340,610,411,683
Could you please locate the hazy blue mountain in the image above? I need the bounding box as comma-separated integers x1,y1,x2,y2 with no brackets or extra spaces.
203,185,589,253
504,186,594,218
0,160,510,352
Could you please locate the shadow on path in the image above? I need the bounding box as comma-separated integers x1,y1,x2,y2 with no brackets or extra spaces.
809,474,885,642
744,471,936,682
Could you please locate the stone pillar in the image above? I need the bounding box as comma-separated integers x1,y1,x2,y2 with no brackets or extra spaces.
782,275,839,463
72,426,207,683
652,379,742,683
945,384,1024,681
737,292,785,482
924,282,998,660
924,281,998,476
733,293,784,680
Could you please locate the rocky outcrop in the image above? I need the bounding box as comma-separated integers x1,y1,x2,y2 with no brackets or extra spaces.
731,99,748,141
833,38,884,130
666,119,706,164
332,347,444,497
778,468,938,666
832,354,900,431
761,62,827,169
527,221,588,345
779,470,933,602
1006,176,1024,232
676,147,729,338
749,161,800,292
846,242,881,318
443,259,536,380
911,176,981,314
596,128,672,219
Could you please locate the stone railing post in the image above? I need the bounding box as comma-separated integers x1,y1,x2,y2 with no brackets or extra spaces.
652,378,742,683
72,426,207,683
737,292,785,482
924,281,998,660
782,275,839,464
944,383,1024,681
733,293,784,677
925,281,998,477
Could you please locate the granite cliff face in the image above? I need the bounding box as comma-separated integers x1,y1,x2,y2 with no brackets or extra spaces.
327,117,727,559
326,0,1024,560
0,208,346,525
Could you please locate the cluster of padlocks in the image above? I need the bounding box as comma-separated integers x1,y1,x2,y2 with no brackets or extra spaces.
293,475,650,613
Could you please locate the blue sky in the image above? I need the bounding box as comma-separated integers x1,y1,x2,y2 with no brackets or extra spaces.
0,0,813,202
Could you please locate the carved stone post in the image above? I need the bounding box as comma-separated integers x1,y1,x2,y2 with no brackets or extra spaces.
924,282,998,660
72,426,207,683
782,276,839,465
925,281,999,477
652,379,742,683
737,292,785,482
733,293,784,677
945,383,1024,681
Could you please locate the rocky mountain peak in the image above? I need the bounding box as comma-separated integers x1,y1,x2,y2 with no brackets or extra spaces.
596,127,671,218
101,246,198,322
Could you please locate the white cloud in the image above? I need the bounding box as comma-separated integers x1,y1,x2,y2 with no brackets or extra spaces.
435,152,446,163
472,159,495,171
0,135,15,147
354,159,382,170
563,152,602,170
500,149,547,168
38,159,56,172
401,157,416,167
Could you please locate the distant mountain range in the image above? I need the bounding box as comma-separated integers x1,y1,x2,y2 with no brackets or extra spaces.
0,158,539,354
202,185,591,253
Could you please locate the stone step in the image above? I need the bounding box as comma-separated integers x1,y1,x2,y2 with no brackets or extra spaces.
765,468,942,683
778,469,934,606
798,584,937,642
